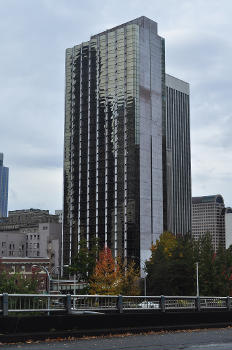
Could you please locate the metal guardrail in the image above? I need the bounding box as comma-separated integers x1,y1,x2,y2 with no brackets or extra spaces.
72,295,118,310
0,294,231,316
0,293,66,316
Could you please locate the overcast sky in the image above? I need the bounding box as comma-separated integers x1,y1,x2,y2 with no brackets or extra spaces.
1,0,232,213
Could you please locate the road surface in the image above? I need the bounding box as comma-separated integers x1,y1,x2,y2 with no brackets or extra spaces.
1,327,232,349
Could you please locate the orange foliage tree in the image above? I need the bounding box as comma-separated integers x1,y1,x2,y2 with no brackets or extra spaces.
89,247,122,295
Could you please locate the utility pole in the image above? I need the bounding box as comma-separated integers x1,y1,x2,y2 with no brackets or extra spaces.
196,262,199,297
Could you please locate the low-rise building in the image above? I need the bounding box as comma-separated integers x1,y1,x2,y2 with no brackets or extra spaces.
0,257,50,292
0,209,61,268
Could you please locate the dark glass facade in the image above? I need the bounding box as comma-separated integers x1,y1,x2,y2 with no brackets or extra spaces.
63,17,166,268
0,153,9,218
63,17,192,269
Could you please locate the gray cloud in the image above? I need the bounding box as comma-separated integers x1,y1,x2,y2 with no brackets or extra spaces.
1,0,232,212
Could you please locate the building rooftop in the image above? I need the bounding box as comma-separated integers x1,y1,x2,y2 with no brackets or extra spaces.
9,209,49,216
0,208,59,230
166,74,190,95
91,16,158,39
192,195,224,205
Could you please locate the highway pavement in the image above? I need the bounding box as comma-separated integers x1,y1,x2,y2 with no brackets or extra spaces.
1,327,232,349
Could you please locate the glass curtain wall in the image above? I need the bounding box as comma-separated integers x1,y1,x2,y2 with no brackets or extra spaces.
63,24,140,266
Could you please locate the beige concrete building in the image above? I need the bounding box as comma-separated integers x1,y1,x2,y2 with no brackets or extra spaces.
192,195,225,251
0,209,62,268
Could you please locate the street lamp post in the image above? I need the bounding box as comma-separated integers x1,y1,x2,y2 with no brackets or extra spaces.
50,265,69,293
32,264,51,294
144,273,147,296
196,262,199,297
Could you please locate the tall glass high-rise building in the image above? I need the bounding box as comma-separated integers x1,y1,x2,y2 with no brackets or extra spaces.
0,153,9,217
63,16,192,268
164,74,192,235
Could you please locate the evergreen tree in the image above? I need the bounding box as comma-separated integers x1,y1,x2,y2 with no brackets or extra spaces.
168,235,196,295
198,233,216,296
213,244,232,296
69,236,98,282
146,232,178,295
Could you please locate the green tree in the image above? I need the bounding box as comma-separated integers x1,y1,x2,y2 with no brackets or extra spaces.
225,246,232,295
167,235,196,295
146,233,196,296
145,231,232,297
213,244,232,296
69,237,98,283
0,271,38,293
197,233,216,296
146,232,178,295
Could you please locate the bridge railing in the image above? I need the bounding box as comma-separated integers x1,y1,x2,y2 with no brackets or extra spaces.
0,293,66,315
122,296,161,310
71,295,118,310
200,297,228,309
0,294,231,316
164,296,196,310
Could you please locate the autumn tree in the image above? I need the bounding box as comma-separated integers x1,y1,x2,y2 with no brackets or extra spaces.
89,247,122,295
153,231,178,257
120,260,140,296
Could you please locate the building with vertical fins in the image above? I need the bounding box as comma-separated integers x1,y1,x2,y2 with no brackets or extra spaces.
63,16,192,269
0,153,9,218
164,74,192,235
